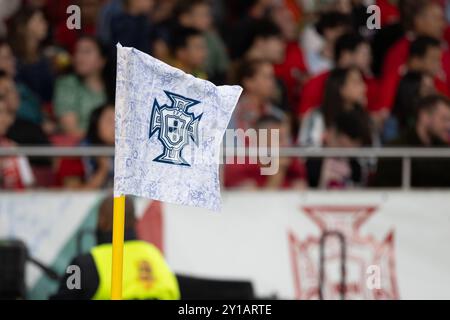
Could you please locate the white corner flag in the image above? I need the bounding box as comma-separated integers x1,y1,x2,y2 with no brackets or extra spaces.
113,44,242,212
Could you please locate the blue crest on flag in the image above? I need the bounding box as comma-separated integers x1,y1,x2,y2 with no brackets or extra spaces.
149,91,203,166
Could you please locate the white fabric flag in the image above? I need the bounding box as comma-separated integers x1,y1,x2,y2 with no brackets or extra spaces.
114,44,242,212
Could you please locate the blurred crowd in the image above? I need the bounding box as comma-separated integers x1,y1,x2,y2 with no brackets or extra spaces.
1,0,450,191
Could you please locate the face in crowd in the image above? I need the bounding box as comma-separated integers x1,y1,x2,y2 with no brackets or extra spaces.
182,34,208,69
0,76,20,114
73,38,106,78
419,101,450,144
97,105,115,146
340,68,367,108
242,61,277,102
0,100,13,137
414,3,446,39
0,43,16,77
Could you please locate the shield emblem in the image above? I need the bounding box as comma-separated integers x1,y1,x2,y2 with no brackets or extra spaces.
149,91,203,166
163,115,187,146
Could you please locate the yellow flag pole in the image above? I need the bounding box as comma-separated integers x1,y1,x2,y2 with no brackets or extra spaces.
111,195,126,300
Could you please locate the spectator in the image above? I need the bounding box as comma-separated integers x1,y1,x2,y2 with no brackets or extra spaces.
399,0,446,40
0,70,49,148
373,95,450,187
302,11,352,75
51,195,180,300
224,115,307,190
241,19,289,111
0,0,20,36
0,69,53,184
169,26,208,78
383,71,436,142
1,0,449,191
148,0,178,63
243,19,286,65
299,66,370,147
227,0,275,60
0,40,15,80
175,0,230,84
0,39,43,127
379,36,449,112
350,0,373,37
306,109,372,189
29,0,73,27
82,104,115,189
230,59,285,131
54,36,109,138
298,32,377,117
56,104,115,189
0,98,35,190
110,0,154,53
271,3,309,108
381,0,450,93
8,7,54,104
97,0,123,45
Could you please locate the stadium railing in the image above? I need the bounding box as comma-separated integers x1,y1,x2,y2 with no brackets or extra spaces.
1,146,450,190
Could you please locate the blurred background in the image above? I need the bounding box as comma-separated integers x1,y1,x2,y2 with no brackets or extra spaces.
1,0,450,300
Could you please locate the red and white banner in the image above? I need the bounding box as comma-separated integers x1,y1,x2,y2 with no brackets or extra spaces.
148,191,450,300
1,191,450,299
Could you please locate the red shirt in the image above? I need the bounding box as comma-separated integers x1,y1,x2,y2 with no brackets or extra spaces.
381,37,411,81
274,42,308,107
379,36,450,110
50,134,85,186
376,0,400,27
381,36,450,105
0,138,34,190
224,158,307,189
297,71,380,115
297,71,329,116
378,68,450,111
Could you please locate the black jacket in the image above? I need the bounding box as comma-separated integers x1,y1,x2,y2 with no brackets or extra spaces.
49,230,136,300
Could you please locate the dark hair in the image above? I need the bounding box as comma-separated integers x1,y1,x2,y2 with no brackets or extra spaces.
234,19,282,59
0,38,8,49
334,33,367,64
334,110,372,146
76,35,109,61
0,70,9,100
249,19,282,43
416,94,450,117
315,12,352,36
393,71,429,127
0,69,7,80
236,0,261,14
86,104,115,145
322,67,363,127
409,36,441,59
98,194,136,232
399,0,439,31
169,26,203,54
8,7,46,61
175,0,210,18
233,59,270,86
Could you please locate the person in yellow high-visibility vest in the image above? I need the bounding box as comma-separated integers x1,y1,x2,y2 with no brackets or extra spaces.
51,195,180,300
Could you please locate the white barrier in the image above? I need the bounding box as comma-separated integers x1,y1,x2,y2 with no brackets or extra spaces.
1,191,450,299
